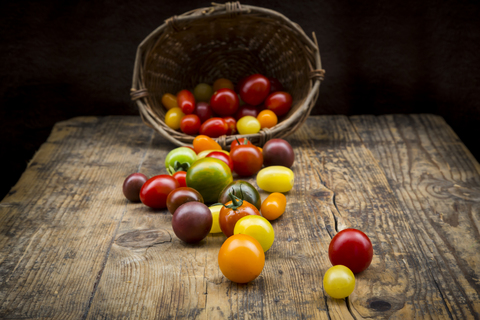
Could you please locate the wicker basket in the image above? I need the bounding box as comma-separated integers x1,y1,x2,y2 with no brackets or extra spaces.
130,2,324,149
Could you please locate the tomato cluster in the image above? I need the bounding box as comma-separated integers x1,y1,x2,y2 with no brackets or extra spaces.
162,75,293,137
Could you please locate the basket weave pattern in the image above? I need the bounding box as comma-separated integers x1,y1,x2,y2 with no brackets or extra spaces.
131,2,324,149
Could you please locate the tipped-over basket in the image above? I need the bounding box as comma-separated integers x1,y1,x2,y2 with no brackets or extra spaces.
130,2,324,149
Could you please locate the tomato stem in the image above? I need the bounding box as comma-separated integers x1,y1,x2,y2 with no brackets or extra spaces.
224,193,243,210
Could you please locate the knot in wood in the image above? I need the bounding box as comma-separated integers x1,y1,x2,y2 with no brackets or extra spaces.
309,69,326,81
130,88,149,101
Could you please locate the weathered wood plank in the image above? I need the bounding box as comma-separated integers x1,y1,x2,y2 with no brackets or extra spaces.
0,116,154,319
351,114,480,319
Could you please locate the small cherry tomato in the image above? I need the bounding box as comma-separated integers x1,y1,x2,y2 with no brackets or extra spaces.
193,135,222,154
194,83,213,102
238,74,271,106
209,205,223,233
194,102,213,123
224,116,237,135
210,88,239,116
166,186,204,214
218,234,265,283
257,110,278,129
262,138,295,168
165,147,197,172
123,173,148,202
206,151,234,171
165,107,185,130
256,166,294,193
200,117,228,138
230,137,252,150
268,77,284,93
219,194,261,237
213,78,234,92
177,89,196,114
161,93,177,110
140,175,180,209
234,215,274,252
264,91,292,117
323,265,355,299
172,171,187,188
180,114,201,135
261,192,286,221
172,202,212,243
234,105,260,120
328,228,373,274
230,144,263,177
197,149,229,159
237,116,261,135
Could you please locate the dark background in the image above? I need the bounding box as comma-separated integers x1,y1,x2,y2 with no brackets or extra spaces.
1,0,479,200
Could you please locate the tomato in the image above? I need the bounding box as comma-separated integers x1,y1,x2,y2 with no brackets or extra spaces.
193,135,222,154
180,114,201,135
193,83,213,102
218,234,265,283
200,117,228,138
209,204,223,233
323,265,355,299
182,146,196,153
328,228,373,274
210,88,239,116
261,192,286,220
218,180,261,210
268,77,284,93
257,110,278,129
197,149,229,159
206,151,234,171
177,89,196,114
172,202,212,243
123,173,148,202
262,138,295,168
256,166,294,192
172,171,187,188
161,93,177,110
165,107,185,130
234,215,274,252
194,102,213,123
224,116,237,135
230,138,252,151
213,78,234,92
237,116,261,135
219,194,261,237
264,91,292,117
166,187,204,214
186,158,233,203
238,74,271,106
234,105,259,120
230,144,263,177
165,147,198,173
140,175,180,209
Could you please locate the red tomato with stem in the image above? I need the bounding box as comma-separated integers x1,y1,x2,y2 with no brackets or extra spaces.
180,114,201,135
210,88,239,116
177,90,196,114
264,91,292,117
329,228,373,274
234,105,260,120
230,144,263,177
224,117,237,135
230,137,253,150
194,102,213,123
140,175,180,209
199,117,228,138
206,151,234,171
219,193,261,237
238,74,271,106
172,171,187,188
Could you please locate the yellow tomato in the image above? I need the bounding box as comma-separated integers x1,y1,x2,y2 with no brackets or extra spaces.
234,215,274,252
209,205,223,233
165,107,185,130
323,265,355,299
237,116,261,135
161,93,178,110
256,166,294,193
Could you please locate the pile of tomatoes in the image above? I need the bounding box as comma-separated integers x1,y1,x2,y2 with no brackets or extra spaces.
162,74,293,137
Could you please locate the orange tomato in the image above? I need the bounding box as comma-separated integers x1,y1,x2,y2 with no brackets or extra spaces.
161,93,178,110
261,192,286,220
193,135,222,154
218,234,265,283
257,110,278,129
213,78,234,92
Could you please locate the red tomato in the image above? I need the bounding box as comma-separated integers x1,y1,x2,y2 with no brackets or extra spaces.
230,137,253,150
206,151,234,171
210,88,239,116
180,114,201,135
177,90,196,114
230,145,263,177
219,195,261,237
224,117,237,135
238,74,271,106
194,102,213,123
264,91,292,117
234,105,260,120
199,117,228,138
268,77,284,93
329,228,373,274
172,171,187,188
140,175,180,209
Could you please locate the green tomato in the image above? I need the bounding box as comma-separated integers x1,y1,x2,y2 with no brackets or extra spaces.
237,116,261,134
194,83,214,102
218,180,261,210
233,215,274,252
186,158,233,203
209,205,223,233
256,166,294,193
323,265,355,299
165,147,198,173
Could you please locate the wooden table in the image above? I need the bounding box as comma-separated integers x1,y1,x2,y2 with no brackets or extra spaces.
1,114,479,319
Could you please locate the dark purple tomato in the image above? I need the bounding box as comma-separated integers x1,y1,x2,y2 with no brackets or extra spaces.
262,139,295,168
194,102,213,123
234,105,259,120
166,187,204,214
172,202,213,243
123,173,148,202
268,77,284,93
